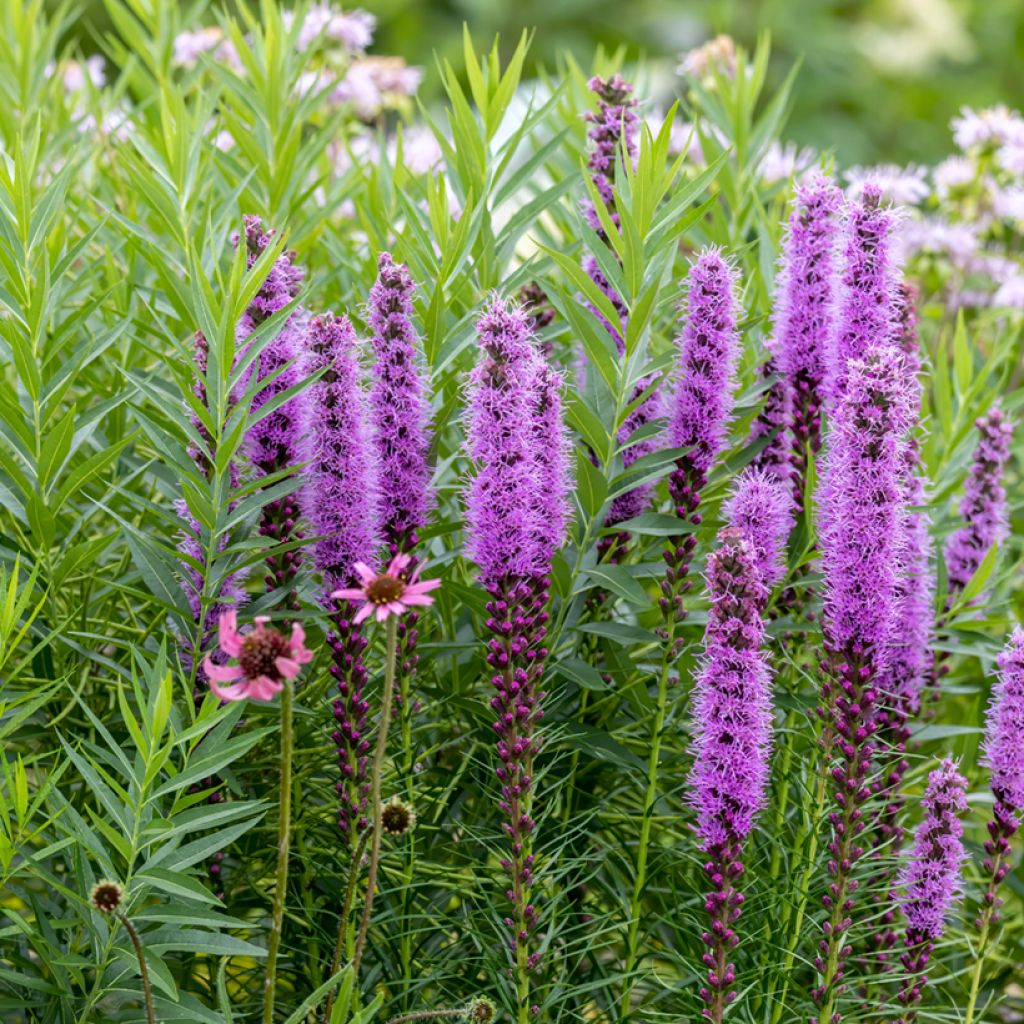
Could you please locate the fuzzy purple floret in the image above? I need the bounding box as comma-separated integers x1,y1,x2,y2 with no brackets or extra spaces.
667,249,742,475
237,216,305,472
944,407,1013,594
688,529,773,848
898,759,968,941
605,377,665,527
529,359,573,566
367,252,434,553
465,299,557,585
773,175,843,392
300,313,379,594
826,184,900,409
819,345,914,662
983,628,1024,818
724,467,791,590
583,74,638,236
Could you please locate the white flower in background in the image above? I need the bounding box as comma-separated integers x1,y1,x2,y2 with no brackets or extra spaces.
951,105,1024,151
645,110,701,160
992,275,1024,309
396,126,443,175
996,141,1024,178
79,106,132,143
59,55,106,93
852,0,972,75
296,67,337,96
897,216,978,265
333,57,422,119
933,155,975,197
677,34,737,81
284,5,375,52
758,141,817,184
174,26,227,67
846,163,929,205
992,185,1024,222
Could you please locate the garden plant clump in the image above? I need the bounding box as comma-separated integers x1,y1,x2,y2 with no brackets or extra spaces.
2,2,1024,1023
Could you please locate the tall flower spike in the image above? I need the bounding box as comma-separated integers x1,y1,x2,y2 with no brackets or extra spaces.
826,183,900,410
812,345,914,1020
301,313,380,842
943,407,1013,596
367,252,434,557
661,249,742,622
724,467,792,592
465,297,570,1019
772,174,843,505
894,760,968,1023
237,216,308,610
746,357,792,488
582,73,639,353
688,528,773,1022
868,289,934,966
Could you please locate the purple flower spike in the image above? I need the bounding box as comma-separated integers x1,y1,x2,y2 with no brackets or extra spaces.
944,407,1013,596
582,74,639,354
465,297,571,1010
236,216,307,607
301,312,379,842
660,249,742,626
975,629,1024,935
812,344,914,1018
894,760,968,1022
771,174,843,505
687,528,772,1022
368,252,434,557
826,184,900,410
724,467,792,591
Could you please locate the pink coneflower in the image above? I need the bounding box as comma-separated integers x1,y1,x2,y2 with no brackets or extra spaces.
331,554,441,624
202,611,313,702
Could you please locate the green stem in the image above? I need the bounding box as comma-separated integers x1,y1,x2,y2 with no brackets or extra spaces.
262,678,294,1024
117,913,156,1024
618,613,677,1021
964,849,1005,1024
324,827,372,1020
353,615,399,977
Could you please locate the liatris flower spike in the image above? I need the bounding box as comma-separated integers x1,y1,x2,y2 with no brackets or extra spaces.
331,553,441,623
202,611,313,701
966,628,1024,1024
894,759,968,1023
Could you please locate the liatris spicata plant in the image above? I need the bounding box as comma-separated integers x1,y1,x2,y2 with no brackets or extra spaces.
237,216,307,610
772,175,843,506
301,312,380,842
203,612,313,1024
90,881,156,1024
687,528,773,1022
812,345,914,1021
867,287,934,965
465,297,571,1024
620,249,741,1014
826,184,899,411
582,73,639,352
724,466,792,595
367,252,433,558
894,759,968,1023
664,248,741,623
965,628,1024,1024
943,406,1013,596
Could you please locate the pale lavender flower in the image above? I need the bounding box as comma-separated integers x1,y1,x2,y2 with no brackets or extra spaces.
758,141,817,184
951,105,1024,151
992,275,1024,309
677,34,738,80
846,164,929,206
933,156,975,197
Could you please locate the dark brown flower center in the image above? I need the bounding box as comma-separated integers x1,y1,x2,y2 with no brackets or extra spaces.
366,574,406,605
91,881,124,913
381,799,414,835
238,626,290,680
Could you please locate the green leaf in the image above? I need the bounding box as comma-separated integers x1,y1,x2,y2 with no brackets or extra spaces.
580,566,650,606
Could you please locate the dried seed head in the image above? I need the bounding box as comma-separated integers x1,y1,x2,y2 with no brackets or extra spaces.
463,997,497,1023
380,795,416,836
90,880,124,914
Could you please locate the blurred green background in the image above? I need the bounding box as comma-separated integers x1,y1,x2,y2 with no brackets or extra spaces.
57,0,1024,165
